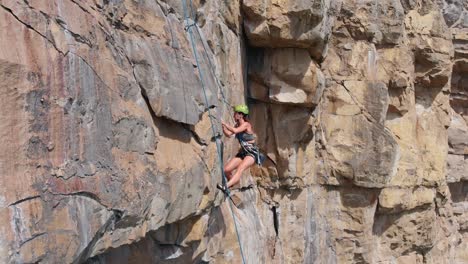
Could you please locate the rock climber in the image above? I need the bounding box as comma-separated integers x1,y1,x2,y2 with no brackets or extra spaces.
217,104,264,192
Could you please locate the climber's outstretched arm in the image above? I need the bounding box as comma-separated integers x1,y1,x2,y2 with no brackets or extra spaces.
222,124,233,137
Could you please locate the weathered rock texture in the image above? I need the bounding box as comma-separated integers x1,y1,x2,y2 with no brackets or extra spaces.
0,0,467,263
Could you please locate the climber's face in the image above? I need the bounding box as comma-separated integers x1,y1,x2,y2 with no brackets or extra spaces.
234,111,242,122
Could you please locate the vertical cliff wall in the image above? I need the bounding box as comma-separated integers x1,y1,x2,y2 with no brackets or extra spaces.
0,0,467,263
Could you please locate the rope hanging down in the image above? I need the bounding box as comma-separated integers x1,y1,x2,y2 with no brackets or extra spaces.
180,1,247,263
186,0,234,120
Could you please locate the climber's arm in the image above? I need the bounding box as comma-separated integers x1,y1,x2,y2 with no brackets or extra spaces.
222,124,233,137
222,122,249,134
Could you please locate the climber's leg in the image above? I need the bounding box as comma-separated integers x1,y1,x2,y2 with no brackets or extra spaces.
227,156,255,188
224,157,242,181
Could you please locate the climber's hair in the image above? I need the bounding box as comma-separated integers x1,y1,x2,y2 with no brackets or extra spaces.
238,112,249,121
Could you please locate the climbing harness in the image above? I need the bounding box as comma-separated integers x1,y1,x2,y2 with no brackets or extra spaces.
181,1,246,263
232,105,265,166
235,131,265,166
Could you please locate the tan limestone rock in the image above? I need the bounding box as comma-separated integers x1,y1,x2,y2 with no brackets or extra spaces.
339,0,405,44
242,0,340,59
447,154,468,183
374,208,439,261
250,103,315,188
319,84,399,188
378,187,435,212
448,112,468,154
455,238,468,264
395,253,424,263
323,186,379,263
249,48,325,106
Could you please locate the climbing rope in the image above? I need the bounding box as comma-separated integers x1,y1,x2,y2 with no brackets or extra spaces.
180,1,247,263
190,21,235,125
192,25,233,109
185,0,235,122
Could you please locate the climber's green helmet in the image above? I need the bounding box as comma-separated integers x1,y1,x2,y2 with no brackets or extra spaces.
234,104,249,115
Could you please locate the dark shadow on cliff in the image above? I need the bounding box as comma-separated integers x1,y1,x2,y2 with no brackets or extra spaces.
84,206,227,263
263,187,304,203
245,45,316,186
448,181,468,203
414,50,450,110
450,60,468,115
248,100,315,186
154,115,192,144
327,184,381,209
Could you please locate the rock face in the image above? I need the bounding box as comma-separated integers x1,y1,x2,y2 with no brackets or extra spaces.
241,0,340,59
0,0,467,263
